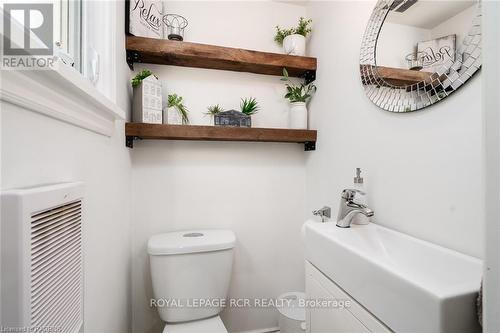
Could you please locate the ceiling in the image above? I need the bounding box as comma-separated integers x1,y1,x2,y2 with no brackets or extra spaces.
386,0,477,29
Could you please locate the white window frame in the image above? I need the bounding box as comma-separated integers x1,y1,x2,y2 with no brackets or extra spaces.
54,0,82,71
81,0,117,104
0,1,124,137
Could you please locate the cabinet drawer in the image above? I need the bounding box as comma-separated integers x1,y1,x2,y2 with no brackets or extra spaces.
306,261,392,333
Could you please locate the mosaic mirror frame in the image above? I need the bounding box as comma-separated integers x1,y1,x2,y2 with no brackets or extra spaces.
360,0,482,113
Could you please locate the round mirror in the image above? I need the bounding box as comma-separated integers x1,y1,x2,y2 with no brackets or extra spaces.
360,0,481,112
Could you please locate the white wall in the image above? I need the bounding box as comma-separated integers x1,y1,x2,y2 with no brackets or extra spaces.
0,1,132,333
377,23,431,68
306,1,483,258
377,4,477,69
431,4,477,54
1,109,132,333
130,2,308,333
483,1,500,331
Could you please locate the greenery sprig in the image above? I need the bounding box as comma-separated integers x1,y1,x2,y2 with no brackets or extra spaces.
274,17,312,46
281,68,317,103
240,97,260,115
296,17,313,36
168,94,189,124
274,27,295,46
204,104,225,116
131,69,157,87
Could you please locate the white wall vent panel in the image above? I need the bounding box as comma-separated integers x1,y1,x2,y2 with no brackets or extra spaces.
1,182,84,333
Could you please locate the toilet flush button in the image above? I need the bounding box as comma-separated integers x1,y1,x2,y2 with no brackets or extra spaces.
183,232,204,237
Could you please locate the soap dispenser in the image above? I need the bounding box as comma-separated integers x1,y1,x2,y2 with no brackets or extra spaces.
352,168,370,225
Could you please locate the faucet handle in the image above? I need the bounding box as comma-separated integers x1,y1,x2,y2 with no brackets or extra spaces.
341,189,365,201
312,206,331,222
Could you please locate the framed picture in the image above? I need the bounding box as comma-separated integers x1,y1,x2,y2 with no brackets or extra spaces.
417,34,456,73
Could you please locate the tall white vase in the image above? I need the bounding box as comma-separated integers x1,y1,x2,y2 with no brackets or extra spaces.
289,102,308,129
283,34,306,56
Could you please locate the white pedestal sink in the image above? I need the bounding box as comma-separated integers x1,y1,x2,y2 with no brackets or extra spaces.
303,220,482,333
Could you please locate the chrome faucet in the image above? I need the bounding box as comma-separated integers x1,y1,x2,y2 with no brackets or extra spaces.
336,189,374,228
313,206,331,222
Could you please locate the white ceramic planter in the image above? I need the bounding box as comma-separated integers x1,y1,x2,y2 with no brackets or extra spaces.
163,106,182,125
283,34,306,56
289,102,308,129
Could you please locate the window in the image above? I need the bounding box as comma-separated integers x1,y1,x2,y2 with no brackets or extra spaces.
0,0,124,136
53,0,82,72
52,0,114,95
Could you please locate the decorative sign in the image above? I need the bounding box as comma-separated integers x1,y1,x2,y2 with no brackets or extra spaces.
417,34,456,73
129,0,164,39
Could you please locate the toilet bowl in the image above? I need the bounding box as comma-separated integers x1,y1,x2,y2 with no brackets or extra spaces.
162,315,227,333
148,229,236,333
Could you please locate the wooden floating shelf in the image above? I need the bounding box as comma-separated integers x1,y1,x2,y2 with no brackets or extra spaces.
125,123,317,151
361,65,433,86
126,36,317,83
376,66,433,86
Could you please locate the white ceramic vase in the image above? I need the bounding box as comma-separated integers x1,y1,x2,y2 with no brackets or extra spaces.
163,106,182,125
283,34,306,56
289,102,308,129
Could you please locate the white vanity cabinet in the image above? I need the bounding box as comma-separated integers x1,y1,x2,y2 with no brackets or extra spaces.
305,261,392,333
303,220,482,332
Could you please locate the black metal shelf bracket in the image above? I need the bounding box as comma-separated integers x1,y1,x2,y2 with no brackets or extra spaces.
126,136,143,148
304,70,316,84
126,50,141,70
304,141,316,151
126,136,134,148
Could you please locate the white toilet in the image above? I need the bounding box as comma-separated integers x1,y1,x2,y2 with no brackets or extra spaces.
147,229,236,333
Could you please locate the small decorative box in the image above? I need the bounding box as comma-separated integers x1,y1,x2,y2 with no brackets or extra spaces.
214,110,251,127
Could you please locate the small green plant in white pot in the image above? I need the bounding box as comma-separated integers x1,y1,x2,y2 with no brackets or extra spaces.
275,17,312,56
281,68,316,129
164,94,189,125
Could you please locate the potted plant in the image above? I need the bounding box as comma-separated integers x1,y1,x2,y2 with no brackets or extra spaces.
131,69,156,88
214,98,259,128
164,93,189,125
274,17,312,56
204,104,224,125
281,68,316,129
240,97,260,116
131,69,162,124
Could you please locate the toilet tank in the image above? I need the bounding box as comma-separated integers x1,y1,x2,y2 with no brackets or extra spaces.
148,230,236,323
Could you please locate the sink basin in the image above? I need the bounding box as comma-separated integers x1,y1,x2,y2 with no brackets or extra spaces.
303,220,482,333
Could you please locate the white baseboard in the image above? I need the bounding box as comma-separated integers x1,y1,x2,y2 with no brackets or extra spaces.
234,327,279,333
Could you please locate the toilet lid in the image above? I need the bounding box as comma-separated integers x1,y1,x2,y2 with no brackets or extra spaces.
148,229,236,255
163,316,228,333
